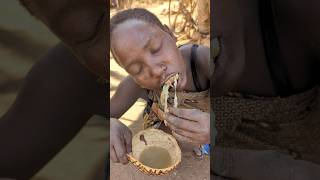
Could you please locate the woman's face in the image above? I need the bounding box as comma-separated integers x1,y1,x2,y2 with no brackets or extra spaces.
27,0,107,79
111,19,187,90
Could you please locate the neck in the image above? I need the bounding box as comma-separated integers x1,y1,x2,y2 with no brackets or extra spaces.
180,46,198,92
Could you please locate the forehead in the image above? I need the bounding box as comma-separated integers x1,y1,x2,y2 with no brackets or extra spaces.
111,19,161,55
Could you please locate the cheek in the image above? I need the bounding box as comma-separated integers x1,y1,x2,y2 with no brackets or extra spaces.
164,49,183,68
132,77,147,89
165,43,180,60
134,74,147,84
134,76,158,89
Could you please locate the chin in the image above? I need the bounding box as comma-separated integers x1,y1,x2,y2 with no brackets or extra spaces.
147,86,160,91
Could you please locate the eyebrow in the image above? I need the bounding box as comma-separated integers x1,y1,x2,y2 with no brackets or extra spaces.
143,36,152,49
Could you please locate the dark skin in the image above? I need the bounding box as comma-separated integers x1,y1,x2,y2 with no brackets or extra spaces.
212,0,320,179
213,0,320,96
3,0,318,178
28,0,107,78
110,19,210,164
0,0,107,179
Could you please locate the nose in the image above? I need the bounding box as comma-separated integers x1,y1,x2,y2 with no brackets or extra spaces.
150,64,166,78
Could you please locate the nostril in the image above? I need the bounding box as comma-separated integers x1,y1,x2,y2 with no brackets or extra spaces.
162,65,167,72
152,65,164,77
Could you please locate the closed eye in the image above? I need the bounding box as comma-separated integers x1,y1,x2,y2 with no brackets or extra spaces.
150,40,162,54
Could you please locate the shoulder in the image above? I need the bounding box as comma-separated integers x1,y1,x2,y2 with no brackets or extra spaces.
197,45,211,79
178,44,210,79
197,45,210,60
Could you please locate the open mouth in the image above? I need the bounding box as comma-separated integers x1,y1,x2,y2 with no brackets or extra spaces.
160,73,180,113
162,73,180,88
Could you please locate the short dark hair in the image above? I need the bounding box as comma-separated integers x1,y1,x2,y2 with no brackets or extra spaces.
110,8,166,36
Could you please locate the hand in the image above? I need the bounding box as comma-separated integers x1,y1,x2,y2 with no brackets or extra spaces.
110,118,132,164
166,107,210,144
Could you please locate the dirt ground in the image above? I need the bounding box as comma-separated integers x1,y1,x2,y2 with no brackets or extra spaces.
110,1,210,180
110,152,209,180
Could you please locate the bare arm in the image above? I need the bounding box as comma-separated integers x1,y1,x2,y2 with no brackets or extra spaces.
197,45,211,83
0,43,106,179
110,76,148,119
109,77,148,164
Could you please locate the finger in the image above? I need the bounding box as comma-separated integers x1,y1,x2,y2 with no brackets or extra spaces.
173,128,207,144
172,130,193,143
174,128,199,140
166,113,199,132
110,145,119,163
113,138,129,164
124,131,132,153
169,107,200,121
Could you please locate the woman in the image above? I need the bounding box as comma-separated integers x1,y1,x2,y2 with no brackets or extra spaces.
109,8,211,164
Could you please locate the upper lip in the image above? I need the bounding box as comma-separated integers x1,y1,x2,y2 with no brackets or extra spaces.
161,73,179,87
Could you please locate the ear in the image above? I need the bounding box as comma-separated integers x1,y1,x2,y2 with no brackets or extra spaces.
163,24,177,42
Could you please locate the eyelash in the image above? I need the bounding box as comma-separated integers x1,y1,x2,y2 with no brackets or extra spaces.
151,48,159,54
151,42,162,54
